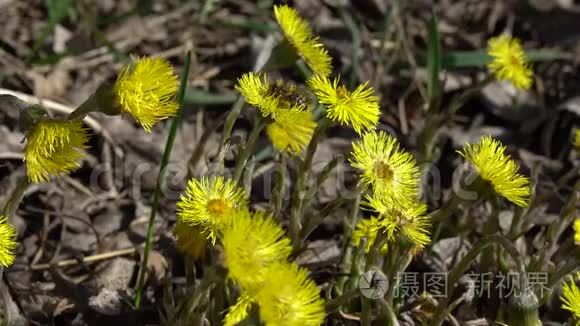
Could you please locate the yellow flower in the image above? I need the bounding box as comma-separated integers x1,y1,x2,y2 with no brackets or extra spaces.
274,5,332,76
350,131,420,207
561,272,580,324
224,294,254,326
458,136,530,207
0,216,17,268
176,176,247,244
487,35,533,90
352,216,386,252
113,57,179,131
222,210,292,292
308,75,379,135
366,195,431,249
574,219,580,245
575,130,580,148
255,262,325,326
172,221,208,259
236,72,308,118
267,109,316,154
24,119,89,183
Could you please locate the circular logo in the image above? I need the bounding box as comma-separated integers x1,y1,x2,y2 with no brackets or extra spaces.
358,269,389,299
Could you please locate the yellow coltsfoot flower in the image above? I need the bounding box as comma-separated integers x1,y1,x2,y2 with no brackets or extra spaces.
255,262,325,326
224,294,254,326
574,130,580,149
222,210,292,292
0,216,17,268
267,109,316,154
274,5,332,76
308,75,380,135
176,176,247,244
113,57,179,131
487,34,533,90
352,216,385,252
24,119,89,183
236,72,308,118
458,136,530,207
561,272,580,324
365,195,431,249
350,131,420,207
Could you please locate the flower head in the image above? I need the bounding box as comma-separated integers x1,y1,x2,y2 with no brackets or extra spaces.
365,195,431,249
561,272,580,323
236,72,309,118
352,216,386,252
274,5,332,76
487,35,533,90
0,216,17,268
222,210,292,292
574,219,580,246
172,221,208,259
255,262,325,326
458,136,530,207
113,57,179,131
176,176,247,244
24,119,89,183
350,131,420,207
575,130,580,149
308,75,379,135
267,109,316,154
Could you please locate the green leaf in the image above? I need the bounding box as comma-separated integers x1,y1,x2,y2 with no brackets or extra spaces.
185,89,237,106
427,12,442,111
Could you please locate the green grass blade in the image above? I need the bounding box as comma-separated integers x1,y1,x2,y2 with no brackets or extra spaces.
441,49,571,68
427,12,442,111
134,51,192,308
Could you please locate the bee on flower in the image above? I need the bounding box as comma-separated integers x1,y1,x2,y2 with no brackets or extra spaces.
273,5,332,76
176,176,247,244
236,72,309,118
113,57,179,131
487,34,533,90
350,131,420,208
560,272,580,324
458,136,530,207
0,216,18,268
24,119,90,183
254,262,325,326
308,75,380,135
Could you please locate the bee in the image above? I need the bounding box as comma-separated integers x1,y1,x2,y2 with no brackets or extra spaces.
269,82,309,110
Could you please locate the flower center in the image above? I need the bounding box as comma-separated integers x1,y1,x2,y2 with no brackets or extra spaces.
207,199,229,216
373,161,393,181
336,86,350,101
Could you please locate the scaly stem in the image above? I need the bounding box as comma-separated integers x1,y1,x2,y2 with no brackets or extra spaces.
134,51,191,308
289,118,330,251
325,288,360,312
232,116,266,183
430,235,528,326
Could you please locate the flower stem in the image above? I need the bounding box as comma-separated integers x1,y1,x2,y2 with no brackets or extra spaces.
134,51,191,309
325,288,360,312
289,118,330,251
232,116,266,183
2,176,29,218
430,234,528,326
